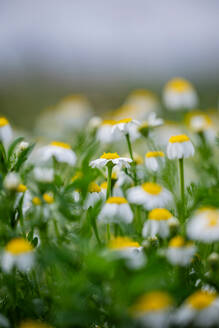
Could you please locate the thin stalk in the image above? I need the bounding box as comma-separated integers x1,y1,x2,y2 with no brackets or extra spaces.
125,133,137,184
106,163,113,241
179,158,185,220
89,209,102,246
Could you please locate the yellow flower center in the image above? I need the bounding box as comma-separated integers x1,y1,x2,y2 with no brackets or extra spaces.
6,238,33,255
169,134,190,143
88,182,101,193
165,78,193,93
50,141,71,149
101,119,116,125
169,236,185,248
129,89,156,99
20,321,52,328
207,212,219,227
17,184,27,193
142,182,162,195
109,236,140,249
32,197,41,206
146,151,165,158
0,117,9,127
106,197,127,204
43,193,54,204
100,181,107,189
100,152,120,160
149,208,172,220
131,291,172,315
187,291,217,310
117,118,132,124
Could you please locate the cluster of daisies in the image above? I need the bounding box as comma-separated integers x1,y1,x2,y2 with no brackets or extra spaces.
0,77,218,327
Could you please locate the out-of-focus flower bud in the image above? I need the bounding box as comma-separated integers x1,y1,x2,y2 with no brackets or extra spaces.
3,173,20,191
208,252,219,270
88,116,102,131
168,217,180,235
18,141,29,152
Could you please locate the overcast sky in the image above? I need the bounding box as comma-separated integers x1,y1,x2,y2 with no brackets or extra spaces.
0,0,219,86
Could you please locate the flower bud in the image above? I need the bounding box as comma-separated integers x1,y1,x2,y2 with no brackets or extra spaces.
3,173,20,191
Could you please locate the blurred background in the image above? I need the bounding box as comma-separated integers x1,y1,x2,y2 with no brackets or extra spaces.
0,0,219,130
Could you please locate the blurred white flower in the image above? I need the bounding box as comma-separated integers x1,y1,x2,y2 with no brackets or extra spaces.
98,196,133,224
167,134,195,159
187,208,219,243
163,77,198,111
1,238,34,272
174,290,219,327
3,173,20,191
166,236,196,266
33,167,54,183
142,208,177,238
127,182,172,210
145,151,165,172
84,182,105,209
36,141,77,166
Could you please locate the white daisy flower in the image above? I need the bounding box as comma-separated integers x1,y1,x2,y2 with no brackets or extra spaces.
145,151,165,172
1,238,34,272
0,117,13,148
33,167,54,183
187,208,219,243
130,291,173,328
96,119,120,144
163,77,198,111
108,236,146,269
142,208,176,238
185,111,216,144
3,172,20,191
174,290,219,327
84,182,105,209
15,184,32,216
139,112,164,138
167,134,195,159
166,236,196,266
36,141,77,166
98,196,133,224
127,182,172,210
89,152,132,169
112,118,140,140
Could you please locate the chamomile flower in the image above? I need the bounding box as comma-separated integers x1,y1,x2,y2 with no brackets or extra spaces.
130,291,173,328
166,236,196,266
127,182,172,210
98,196,133,224
174,290,219,327
185,111,216,143
108,236,145,269
3,172,20,191
145,151,165,172
167,134,195,159
142,208,176,238
96,120,120,144
1,238,34,272
112,118,140,140
84,182,105,209
89,152,132,169
139,112,164,138
163,77,198,110
0,117,13,148
33,167,54,183
187,208,219,243
36,141,77,166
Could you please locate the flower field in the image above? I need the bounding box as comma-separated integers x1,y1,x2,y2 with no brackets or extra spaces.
0,78,219,327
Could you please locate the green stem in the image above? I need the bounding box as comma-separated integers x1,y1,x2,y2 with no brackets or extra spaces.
89,210,102,246
179,158,185,220
125,133,137,185
106,164,113,199
125,133,134,160
106,164,113,241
